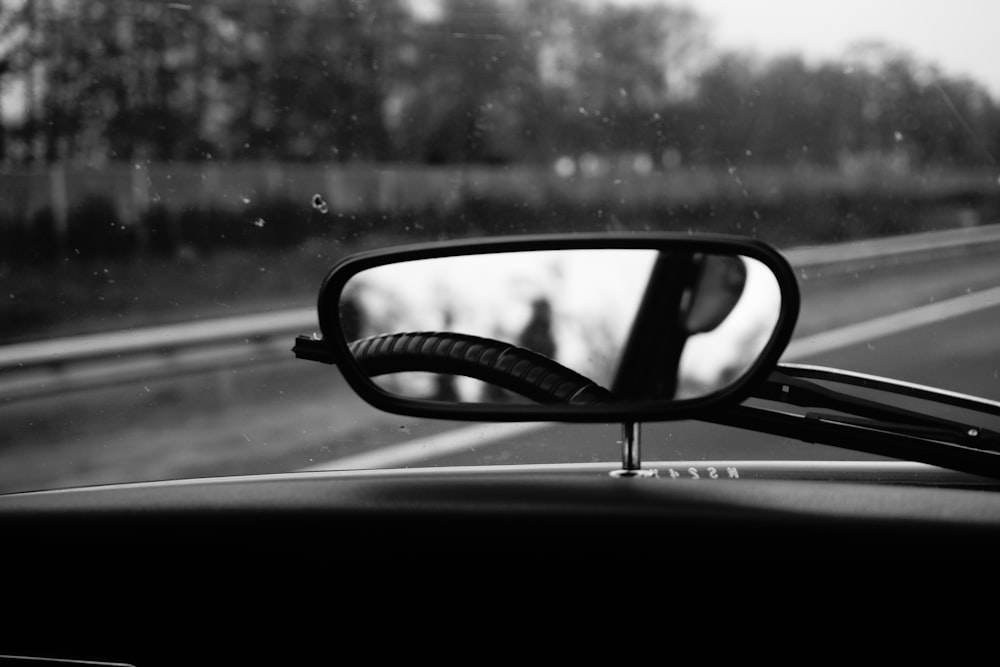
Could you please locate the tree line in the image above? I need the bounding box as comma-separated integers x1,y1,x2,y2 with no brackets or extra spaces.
1,0,998,169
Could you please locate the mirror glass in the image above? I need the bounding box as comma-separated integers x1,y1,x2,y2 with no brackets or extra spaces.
337,249,782,405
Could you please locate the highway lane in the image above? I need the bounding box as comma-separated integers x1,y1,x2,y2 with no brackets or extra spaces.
1,241,999,492
800,299,1000,400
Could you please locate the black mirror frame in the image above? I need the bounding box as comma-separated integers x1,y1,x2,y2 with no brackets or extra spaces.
314,233,800,423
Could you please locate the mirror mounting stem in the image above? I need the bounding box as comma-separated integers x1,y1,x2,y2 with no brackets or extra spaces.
611,422,655,478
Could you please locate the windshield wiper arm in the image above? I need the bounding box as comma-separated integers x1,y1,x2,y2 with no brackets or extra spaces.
698,364,1000,479
754,367,1000,452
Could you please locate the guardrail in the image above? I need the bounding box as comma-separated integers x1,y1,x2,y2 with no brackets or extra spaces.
0,309,319,401
3,223,1000,402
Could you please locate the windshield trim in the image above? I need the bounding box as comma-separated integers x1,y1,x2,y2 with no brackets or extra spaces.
1,459,993,498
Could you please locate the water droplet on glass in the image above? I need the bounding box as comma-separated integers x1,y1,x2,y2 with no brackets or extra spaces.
312,194,329,214
554,156,576,178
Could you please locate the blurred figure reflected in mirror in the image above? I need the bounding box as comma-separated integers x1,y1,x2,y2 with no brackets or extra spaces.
519,298,556,359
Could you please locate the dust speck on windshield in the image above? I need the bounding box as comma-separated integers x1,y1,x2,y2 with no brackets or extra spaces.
312,195,330,214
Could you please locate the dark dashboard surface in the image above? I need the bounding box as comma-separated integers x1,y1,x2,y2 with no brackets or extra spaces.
4,460,1000,556
5,460,999,664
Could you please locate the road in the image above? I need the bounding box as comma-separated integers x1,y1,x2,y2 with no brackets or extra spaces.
1,240,999,493
295,283,1000,471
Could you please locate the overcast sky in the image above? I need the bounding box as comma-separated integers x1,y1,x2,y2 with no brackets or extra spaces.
410,0,1000,99
666,0,1000,98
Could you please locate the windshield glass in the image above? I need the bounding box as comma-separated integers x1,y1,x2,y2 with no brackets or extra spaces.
2,0,999,493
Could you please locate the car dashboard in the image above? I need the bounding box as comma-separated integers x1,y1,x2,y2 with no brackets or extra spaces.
4,459,1000,559
3,459,999,663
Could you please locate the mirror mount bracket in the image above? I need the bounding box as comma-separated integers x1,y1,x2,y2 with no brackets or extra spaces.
292,335,337,365
610,422,656,478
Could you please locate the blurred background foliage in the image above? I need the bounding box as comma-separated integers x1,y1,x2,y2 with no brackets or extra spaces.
2,0,997,166
1,0,1000,341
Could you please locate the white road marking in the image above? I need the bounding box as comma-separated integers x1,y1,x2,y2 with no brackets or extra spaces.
783,285,1000,360
303,286,1000,472
781,222,1000,267
299,422,549,471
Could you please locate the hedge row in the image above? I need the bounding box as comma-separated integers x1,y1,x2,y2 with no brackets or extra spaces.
2,189,997,265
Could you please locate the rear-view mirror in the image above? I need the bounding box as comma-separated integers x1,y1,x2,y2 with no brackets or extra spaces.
300,234,799,422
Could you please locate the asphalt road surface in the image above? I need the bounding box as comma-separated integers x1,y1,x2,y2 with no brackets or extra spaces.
344,294,1000,470
1,241,999,493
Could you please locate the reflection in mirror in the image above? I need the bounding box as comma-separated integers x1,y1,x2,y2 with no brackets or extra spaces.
338,249,782,405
